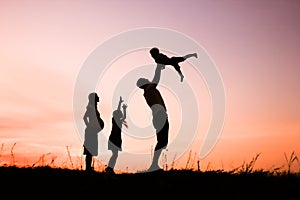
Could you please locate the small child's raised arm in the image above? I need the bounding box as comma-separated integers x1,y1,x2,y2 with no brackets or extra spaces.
122,104,127,120
117,96,124,110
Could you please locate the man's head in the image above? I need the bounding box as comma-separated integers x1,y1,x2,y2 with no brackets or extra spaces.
136,78,150,89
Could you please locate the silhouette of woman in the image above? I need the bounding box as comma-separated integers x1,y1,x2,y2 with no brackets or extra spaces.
150,47,197,82
83,92,104,171
105,96,128,174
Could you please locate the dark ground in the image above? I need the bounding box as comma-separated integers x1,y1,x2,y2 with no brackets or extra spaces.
0,166,299,199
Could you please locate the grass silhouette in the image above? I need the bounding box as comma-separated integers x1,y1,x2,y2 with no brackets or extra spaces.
0,143,299,199
1,142,299,173
1,163,299,199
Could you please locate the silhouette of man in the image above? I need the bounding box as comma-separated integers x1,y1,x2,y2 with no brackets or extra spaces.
83,92,104,171
136,63,168,171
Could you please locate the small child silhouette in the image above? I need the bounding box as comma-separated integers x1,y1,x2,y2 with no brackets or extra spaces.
150,47,198,82
105,96,128,174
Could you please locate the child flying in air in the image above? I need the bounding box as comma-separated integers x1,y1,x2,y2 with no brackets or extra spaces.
149,47,198,82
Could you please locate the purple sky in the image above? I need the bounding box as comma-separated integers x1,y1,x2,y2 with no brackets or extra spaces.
0,0,299,172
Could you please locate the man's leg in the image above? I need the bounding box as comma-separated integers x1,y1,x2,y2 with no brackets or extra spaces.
148,148,163,171
148,118,169,171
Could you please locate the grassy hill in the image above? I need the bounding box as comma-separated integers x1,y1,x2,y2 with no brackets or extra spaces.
1,166,299,199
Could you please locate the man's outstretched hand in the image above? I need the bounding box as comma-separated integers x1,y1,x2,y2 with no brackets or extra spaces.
158,63,165,70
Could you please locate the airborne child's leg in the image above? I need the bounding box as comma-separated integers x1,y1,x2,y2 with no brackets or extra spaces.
170,57,186,82
183,53,197,59
168,53,198,82
173,64,184,82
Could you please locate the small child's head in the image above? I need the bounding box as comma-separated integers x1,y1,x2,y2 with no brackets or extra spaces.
150,47,159,57
113,110,123,121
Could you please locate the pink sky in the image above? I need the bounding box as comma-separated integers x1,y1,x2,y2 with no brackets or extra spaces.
1,0,300,172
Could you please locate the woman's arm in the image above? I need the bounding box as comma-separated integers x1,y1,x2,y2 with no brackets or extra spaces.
83,111,89,126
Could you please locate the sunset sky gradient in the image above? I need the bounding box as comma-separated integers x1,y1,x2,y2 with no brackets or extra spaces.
1,0,300,172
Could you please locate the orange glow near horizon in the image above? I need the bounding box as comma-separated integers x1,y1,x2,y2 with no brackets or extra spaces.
1,1,300,173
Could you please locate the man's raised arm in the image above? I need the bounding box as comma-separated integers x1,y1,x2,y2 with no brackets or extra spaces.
152,63,165,84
